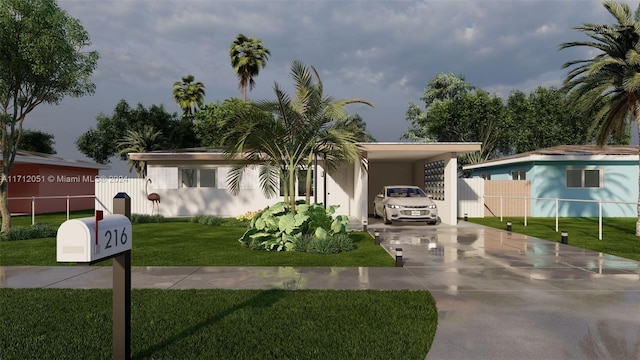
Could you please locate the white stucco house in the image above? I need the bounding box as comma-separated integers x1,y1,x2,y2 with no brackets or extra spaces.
128,142,481,225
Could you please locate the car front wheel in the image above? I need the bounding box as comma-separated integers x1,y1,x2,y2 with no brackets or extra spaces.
383,209,392,225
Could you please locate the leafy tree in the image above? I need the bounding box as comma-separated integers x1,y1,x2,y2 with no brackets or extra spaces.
193,98,250,147
230,34,271,102
504,87,593,153
172,74,206,119
426,89,509,164
77,100,197,164
0,0,98,230
421,73,475,108
560,0,640,235
223,61,373,212
117,125,162,177
18,129,56,154
402,73,474,141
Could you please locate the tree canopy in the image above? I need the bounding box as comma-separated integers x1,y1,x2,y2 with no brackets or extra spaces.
0,0,98,230
230,34,271,102
403,73,595,165
76,100,197,165
173,74,206,119
19,129,56,154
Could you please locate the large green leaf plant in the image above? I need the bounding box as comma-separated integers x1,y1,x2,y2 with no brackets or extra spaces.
239,201,350,252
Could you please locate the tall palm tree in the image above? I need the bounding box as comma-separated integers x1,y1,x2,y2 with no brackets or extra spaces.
285,61,374,204
560,0,640,235
223,61,373,212
172,75,206,118
229,34,271,103
118,125,163,178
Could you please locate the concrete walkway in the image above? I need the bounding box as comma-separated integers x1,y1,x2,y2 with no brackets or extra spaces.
1,221,639,359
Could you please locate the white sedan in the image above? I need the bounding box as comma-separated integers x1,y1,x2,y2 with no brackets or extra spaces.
373,185,438,225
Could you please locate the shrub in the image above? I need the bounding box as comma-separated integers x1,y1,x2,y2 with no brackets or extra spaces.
1,223,57,241
307,233,356,254
238,201,350,251
131,214,165,223
191,215,224,226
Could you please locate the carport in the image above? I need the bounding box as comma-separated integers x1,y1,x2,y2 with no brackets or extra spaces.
323,142,481,226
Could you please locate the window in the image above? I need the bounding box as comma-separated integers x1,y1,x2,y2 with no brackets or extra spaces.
181,169,197,188
566,169,601,188
479,173,491,180
200,169,217,188
511,170,526,180
180,168,217,188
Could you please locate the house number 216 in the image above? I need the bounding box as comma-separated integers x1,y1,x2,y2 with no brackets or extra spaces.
105,228,128,249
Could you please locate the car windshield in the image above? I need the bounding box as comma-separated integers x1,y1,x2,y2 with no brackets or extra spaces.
386,187,426,197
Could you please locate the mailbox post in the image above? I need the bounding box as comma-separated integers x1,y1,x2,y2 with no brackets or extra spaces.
56,193,132,360
113,193,131,360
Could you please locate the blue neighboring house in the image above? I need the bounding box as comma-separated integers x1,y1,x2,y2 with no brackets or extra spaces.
463,145,639,217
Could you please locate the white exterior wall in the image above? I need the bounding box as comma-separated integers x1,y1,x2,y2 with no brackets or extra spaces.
95,164,354,219
325,162,353,216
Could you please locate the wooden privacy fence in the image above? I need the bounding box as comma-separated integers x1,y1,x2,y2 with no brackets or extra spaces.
457,179,530,218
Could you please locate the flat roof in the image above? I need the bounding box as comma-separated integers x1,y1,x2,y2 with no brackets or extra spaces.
129,142,482,162
463,145,640,170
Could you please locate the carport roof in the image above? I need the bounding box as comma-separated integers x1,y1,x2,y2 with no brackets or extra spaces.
359,142,481,161
129,142,481,162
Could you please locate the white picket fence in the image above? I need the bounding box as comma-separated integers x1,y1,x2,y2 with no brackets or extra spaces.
94,177,150,215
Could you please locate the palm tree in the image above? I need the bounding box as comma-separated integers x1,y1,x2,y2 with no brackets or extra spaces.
118,125,163,178
230,34,271,103
173,75,206,118
223,61,373,212
560,0,640,235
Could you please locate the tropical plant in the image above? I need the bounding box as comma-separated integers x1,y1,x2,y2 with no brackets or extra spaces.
0,0,98,231
172,75,206,118
223,61,373,211
238,201,350,252
117,125,163,178
560,0,640,235
229,34,271,102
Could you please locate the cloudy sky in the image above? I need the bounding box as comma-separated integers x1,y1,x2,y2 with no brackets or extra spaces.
26,0,632,175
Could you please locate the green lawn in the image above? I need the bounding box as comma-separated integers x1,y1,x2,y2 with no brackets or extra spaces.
468,217,640,261
0,212,394,266
1,212,436,359
0,288,437,360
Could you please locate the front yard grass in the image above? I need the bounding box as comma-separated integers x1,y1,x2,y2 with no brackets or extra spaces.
468,217,640,261
0,288,437,360
0,212,394,266
1,213,434,359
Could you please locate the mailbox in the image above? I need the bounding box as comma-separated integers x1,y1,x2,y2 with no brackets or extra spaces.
57,214,132,263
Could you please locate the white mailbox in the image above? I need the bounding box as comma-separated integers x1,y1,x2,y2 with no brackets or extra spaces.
57,214,132,263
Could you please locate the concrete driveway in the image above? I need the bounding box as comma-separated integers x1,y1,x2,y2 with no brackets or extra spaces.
367,219,640,360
